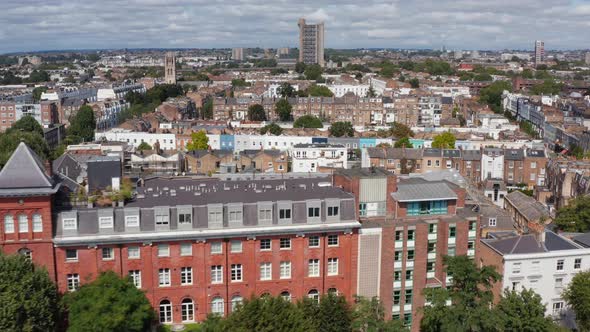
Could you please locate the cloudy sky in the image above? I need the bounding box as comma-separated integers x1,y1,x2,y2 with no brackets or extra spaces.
1,0,589,53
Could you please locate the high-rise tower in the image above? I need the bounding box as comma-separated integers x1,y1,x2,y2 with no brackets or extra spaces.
298,18,325,67
534,40,544,67
164,52,176,84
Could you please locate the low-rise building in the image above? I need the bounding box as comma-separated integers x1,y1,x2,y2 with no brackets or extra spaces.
292,143,347,172
504,191,551,234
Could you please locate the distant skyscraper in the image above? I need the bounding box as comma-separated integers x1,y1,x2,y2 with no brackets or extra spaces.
585,52,590,66
534,40,545,67
164,52,176,84
232,48,244,61
298,18,325,67
277,47,290,56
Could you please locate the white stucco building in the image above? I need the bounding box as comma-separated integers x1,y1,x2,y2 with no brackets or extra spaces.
291,143,347,172
481,148,504,181
96,129,177,150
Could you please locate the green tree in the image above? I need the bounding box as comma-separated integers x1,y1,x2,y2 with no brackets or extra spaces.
408,78,420,88
68,105,96,143
352,296,408,332
0,131,50,167
202,99,213,119
8,115,43,136
293,115,323,128
531,79,563,95
431,132,456,149
394,137,413,148
295,61,306,74
275,98,292,121
421,255,503,332
479,81,513,113
277,82,296,98
305,64,323,81
563,270,590,331
316,293,353,332
231,78,250,88
0,252,60,332
247,104,267,121
260,123,283,135
390,122,414,139
474,73,493,81
186,130,209,151
137,142,152,151
307,85,334,97
32,86,48,102
366,85,376,98
329,121,354,137
496,289,560,331
554,195,590,232
64,271,154,332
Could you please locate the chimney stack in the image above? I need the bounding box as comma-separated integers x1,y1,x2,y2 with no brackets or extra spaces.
44,159,53,177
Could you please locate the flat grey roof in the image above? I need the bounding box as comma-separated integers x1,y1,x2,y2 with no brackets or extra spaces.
123,177,353,208
391,179,458,202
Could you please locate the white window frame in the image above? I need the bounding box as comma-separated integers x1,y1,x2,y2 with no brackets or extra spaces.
488,218,497,227
101,247,114,260
158,268,171,287
67,273,80,292
4,214,14,233
181,267,193,285
211,242,222,254
211,265,223,284
230,240,243,253
280,261,291,279
128,246,140,259
327,257,339,276
327,234,339,247
63,218,77,230
65,249,78,261
309,236,320,248
98,216,114,229
180,243,192,256
260,239,271,251
211,297,224,315
308,259,320,277
279,238,291,250
231,264,243,282
260,262,272,281
129,270,141,288
32,213,43,232
158,244,170,257
125,215,139,228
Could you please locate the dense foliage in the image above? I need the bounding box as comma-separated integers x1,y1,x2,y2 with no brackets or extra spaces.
293,115,323,129
329,121,354,137
247,104,267,121
563,271,590,331
390,122,414,139
0,252,60,332
260,123,283,135
186,130,209,151
64,271,154,332
394,137,413,148
479,81,513,113
307,84,334,97
554,195,590,232
275,98,292,121
68,105,96,143
431,132,456,149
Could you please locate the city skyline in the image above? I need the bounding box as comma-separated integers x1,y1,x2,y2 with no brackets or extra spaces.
1,0,590,54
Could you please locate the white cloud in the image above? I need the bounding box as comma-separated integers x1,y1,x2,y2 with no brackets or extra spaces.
0,0,587,53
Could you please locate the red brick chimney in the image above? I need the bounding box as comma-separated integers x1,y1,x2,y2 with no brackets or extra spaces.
44,159,53,177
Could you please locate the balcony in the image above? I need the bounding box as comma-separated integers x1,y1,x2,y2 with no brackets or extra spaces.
428,233,437,241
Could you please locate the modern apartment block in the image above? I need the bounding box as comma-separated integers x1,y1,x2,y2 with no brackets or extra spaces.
534,40,545,67
0,143,360,325
232,48,244,61
164,52,176,85
298,18,325,67
334,169,478,331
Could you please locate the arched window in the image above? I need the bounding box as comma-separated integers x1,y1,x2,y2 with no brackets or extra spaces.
159,300,172,323
280,291,291,302
181,298,194,322
328,288,338,296
231,295,243,312
4,215,14,233
308,289,320,303
18,214,28,233
18,248,32,259
32,213,42,232
211,297,224,316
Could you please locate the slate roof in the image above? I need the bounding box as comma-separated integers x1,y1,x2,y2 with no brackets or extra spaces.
391,179,458,202
504,149,525,160
462,150,481,161
527,149,546,158
483,230,580,255
504,191,550,221
0,142,59,196
572,233,590,248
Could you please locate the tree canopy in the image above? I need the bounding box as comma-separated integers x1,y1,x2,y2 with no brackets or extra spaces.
186,130,209,151
329,121,354,137
408,78,420,88
137,142,152,151
0,130,50,167
431,132,456,149
277,82,296,98
390,122,414,139
479,81,513,113
260,123,283,135
68,105,96,143
563,270,590,331
63,271,154,332
0,252,60,332
554,195,590,232
275,98,292,121
293,115,323,129
496,289,559,331
247,104,267,121
304,64,323,81
531,79,563,96
307,85,334,97
351,296,408,332
8,115,43,136
32,86,48,102
394,137,413,148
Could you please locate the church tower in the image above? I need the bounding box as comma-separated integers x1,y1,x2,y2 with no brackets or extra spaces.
164,52,177,84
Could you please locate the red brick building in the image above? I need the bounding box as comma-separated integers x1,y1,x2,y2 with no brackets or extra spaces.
1,144,360,325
